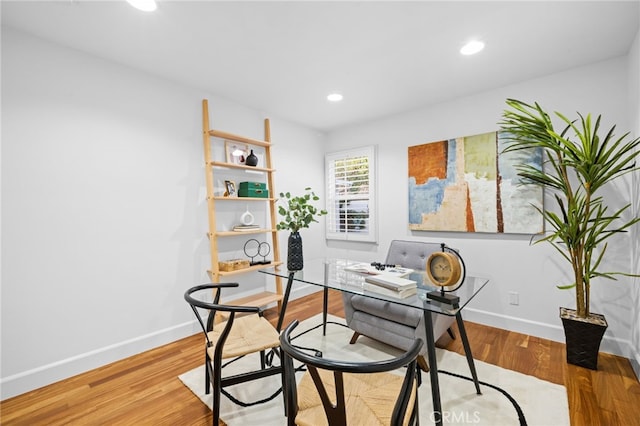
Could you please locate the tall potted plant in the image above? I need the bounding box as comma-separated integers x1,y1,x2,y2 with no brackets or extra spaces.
276,187,327,271
500,98,640,369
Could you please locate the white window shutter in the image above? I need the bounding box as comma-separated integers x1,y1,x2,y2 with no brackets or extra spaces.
325,146,377,242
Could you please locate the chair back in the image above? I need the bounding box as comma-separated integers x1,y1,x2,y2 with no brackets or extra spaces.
184,283,283,425
386,240,453,271
280,320,421,426
184,283,261,352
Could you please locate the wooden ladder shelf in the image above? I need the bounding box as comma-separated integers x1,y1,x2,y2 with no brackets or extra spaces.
201,99,283,309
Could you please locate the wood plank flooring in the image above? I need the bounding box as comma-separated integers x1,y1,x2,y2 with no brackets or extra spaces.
2,289,639,425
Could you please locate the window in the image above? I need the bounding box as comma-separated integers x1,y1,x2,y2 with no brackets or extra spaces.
325,146,377,242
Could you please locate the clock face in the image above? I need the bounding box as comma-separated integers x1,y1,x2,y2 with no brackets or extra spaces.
430,255,452,283
426,251,462,287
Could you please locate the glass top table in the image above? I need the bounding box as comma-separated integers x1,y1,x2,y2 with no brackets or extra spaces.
261,258,489,426
262,257,488,316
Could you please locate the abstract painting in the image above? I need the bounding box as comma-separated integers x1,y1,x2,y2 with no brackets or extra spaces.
408,131,543,234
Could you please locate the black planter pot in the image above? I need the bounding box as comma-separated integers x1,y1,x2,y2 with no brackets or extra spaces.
287,232,304,271
560,307,607,370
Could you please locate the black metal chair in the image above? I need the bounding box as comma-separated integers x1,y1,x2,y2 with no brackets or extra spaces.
279,320,421,426
184,283,283,425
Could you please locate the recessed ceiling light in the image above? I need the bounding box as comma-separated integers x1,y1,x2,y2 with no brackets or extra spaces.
327,93,343,102
460,40,485,56
127,0,157,12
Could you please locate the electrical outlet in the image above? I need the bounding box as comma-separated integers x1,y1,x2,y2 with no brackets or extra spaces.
508,291,519,306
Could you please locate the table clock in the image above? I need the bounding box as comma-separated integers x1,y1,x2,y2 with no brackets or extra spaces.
426,243,466,305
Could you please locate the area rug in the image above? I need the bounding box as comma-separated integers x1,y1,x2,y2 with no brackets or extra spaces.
179,314,569,425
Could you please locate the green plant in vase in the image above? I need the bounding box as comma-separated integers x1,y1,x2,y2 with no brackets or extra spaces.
499,98,640,369
276,187,327,271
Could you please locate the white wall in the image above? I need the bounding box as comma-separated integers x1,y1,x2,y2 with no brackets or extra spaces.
325,56,638,359
0,28,326,399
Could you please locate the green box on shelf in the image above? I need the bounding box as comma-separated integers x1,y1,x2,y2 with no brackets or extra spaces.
238,182,269,198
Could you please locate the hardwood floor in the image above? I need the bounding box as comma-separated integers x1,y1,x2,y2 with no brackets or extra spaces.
2,290,639,425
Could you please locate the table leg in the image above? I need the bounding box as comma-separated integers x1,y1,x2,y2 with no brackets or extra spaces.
322,287,328,336
423,310,442,426
455,313,482,394
276,272,295,332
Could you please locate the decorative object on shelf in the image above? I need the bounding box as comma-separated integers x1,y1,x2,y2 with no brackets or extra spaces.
500,98,640,369
218,259,250,272
276,187,328,271
238,181,269,198
425,243,465,306
244,239,272,265
245,149,258,167
224,180,236,197
240,206,255,225
224,141,248,165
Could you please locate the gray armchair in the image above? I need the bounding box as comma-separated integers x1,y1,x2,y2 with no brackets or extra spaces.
342,240,456,371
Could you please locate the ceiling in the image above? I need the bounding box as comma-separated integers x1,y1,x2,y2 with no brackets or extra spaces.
2,1,639,131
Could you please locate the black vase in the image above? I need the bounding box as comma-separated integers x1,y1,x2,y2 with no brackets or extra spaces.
245,149,258,167
287,232,304,271
560,307,607,370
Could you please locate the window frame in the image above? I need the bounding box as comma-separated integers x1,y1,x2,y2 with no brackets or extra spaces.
325,145,377,243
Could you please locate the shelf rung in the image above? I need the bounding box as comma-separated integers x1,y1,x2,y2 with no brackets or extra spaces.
209,129,271,147
208,161,274,173
208,261,283,276
213,229,278,237
211,196,276,202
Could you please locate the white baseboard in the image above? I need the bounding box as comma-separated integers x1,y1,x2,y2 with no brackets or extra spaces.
462,308,634,359
8,287,630,401
0,320,200,401
0,284,319,401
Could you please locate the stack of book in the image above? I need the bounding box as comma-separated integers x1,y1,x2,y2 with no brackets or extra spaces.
363,275,417,299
